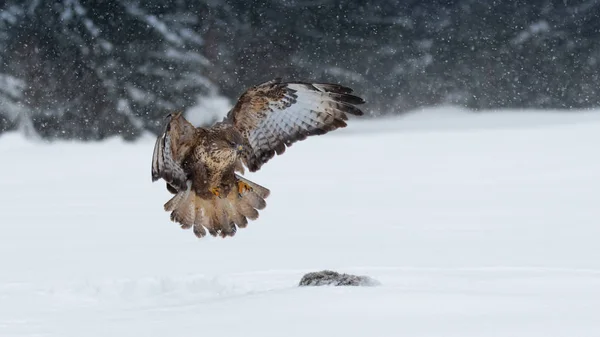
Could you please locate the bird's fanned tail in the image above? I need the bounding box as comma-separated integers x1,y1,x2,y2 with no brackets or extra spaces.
164,176,270,238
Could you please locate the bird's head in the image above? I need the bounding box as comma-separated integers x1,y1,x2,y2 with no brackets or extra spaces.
223,132,246,155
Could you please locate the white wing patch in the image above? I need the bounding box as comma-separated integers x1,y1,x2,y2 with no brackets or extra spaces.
245,84,355,169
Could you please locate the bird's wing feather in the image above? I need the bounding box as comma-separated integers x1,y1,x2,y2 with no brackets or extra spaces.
151,113,193,191
225,78,365,171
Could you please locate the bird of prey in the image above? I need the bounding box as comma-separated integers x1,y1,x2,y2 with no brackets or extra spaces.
151,78,365,239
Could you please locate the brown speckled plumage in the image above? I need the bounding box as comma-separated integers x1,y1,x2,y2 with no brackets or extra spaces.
151,78,365,239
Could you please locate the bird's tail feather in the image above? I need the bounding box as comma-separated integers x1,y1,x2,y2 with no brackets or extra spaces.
164,177,270,238
234,174,270,199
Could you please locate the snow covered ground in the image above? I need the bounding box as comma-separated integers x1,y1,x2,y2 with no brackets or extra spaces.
1,106,600,336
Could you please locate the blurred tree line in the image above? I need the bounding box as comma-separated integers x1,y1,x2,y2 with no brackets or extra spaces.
0,0,599,140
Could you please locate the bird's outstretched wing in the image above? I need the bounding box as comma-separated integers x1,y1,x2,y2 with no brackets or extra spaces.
151,112,195,192
224,78,365,172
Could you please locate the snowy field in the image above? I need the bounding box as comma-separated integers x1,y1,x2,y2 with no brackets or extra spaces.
1,106,600,336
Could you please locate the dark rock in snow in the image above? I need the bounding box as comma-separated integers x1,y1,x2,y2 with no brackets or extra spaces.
298,270,380,287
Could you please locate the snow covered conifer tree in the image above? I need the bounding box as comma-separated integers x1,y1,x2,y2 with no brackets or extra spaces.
0,0,216,140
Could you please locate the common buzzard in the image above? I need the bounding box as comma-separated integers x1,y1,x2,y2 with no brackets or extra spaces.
151,78,365,238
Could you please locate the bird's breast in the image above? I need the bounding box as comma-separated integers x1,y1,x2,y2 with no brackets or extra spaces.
201,147,236,171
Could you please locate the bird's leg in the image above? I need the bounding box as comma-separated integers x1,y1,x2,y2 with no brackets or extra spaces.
237,180,253,196
210,186,221,197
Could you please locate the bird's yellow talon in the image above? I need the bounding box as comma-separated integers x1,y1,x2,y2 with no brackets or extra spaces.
211,187,221,197
237,181,253,195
